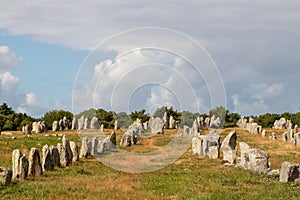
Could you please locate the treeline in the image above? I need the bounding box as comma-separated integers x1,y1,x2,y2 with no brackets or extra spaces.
2,102,300,131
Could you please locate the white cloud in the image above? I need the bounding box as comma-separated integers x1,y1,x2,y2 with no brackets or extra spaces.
0,45,45,117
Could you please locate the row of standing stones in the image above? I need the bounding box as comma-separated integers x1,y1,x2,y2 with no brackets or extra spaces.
0,131,117,186
236,117,300,182
2,115,299,185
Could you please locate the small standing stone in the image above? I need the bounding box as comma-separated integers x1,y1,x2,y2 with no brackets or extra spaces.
70,141,79,162
28,148,43,177
221,130,237,164
12,149,29,180
42,144,54,171
57,143,68,167
279,161,300,182
79,137,91,158
62,135,73,166
49,145,60,167
109,131,117,147
0,167,12,185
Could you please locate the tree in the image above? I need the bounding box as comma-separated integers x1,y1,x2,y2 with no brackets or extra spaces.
224,112,241,128
42,110,73,130
254,113,280,128
96,108,114,128
153,106,181,121
180,111,199,127
209,106,228,126
130,109,150,122
114,112,133,128
0,103,14,116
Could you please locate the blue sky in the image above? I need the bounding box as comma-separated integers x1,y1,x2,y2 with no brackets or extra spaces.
0,1,300,117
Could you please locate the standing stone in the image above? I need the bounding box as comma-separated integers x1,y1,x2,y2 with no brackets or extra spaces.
294,133,300,146
261,130,266,137
109,131,117,147
190,120,199,136
91,137,99,156
294,125,298,133
90,117,100,129
183,126,190,136
248,149,269,173
208,146,219,159
57,143,68,167
0,167,12,185
143,122,148,130
282,132,288,142
209,115,222,128
52,121,59,131
279,162,300,182
79,137,92,158
12,149,29,180
221,130,237,164
100,124,104,133
84,117,90,129
59,119,64,131
28,148,42,177
78,116,85,130
63,116,69,130
192,136,204,157
42,144,54,171
120,132,132,147
150,117,164,134
271,132,277,140
237,142,250,169
163,111,169,129
62,135,73,166
169,116,176,129
202,130,220,157
71,117,78,130
204,117,210,128
114,120,119,130
70,141,79,162
49,145,60,167
24,124,31,134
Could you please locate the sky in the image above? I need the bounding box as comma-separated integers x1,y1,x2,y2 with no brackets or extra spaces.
0,1,300,117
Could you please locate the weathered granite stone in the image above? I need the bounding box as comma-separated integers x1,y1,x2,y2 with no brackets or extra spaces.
183,126,190,136
63,116,69,130
62,135,73,165
209,115,222,128
150,117,164,134
90,117,100,129
120,132,132,147
208,146,219,159
204,117,210,128
84,117,90,129
261,130,267,137
248,149,269,173
79,137,92,158
271,132,277,140
192,136,204,157
69,141,79,162
279,161,300,182
91,137,99,156
52,121,59,131
49,145,60,167
221,130,237,164
114,120,119,130
71,117,78,130
28,148,42,177
294,132,300,146
59,119,64,131
273,118,287,129
169,116,176,129
24,124,31,134
57,143,68,167
237,142,250,169
109,131,117,147
100,124,104,133
190,119,199,136
0,167,12,185
78,116,85,130
282,132,288,142
163,111,169,129
42,144,54,171
202,130,220,157
12,149,28,180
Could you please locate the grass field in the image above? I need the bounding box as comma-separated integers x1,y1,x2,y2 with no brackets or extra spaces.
0,128,300,199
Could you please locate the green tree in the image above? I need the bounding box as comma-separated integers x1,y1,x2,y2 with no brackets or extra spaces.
224,112,241,128
130,109,150,122
180,111,199,127
209,106,228,126
114,112,133,128
96,108,114,128
0,103,14,115
254,113,280,128
153,106,181,121
42,110,73,130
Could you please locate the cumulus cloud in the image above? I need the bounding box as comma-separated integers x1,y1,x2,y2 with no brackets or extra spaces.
0,45,45,117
